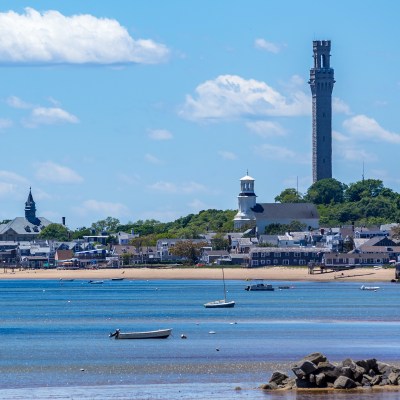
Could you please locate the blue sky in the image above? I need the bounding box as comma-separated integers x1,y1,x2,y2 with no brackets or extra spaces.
0,1,400,229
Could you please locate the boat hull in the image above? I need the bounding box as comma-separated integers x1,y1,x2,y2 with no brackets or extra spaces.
111,328,172,339
204,300,235,308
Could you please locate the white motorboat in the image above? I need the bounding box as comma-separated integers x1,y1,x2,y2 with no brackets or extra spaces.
360,285,380,291
110,328,172,339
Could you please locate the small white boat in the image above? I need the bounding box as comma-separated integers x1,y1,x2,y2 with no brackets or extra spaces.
204,299,235,308
89,280,104,284
109,328,172,339
245,280,274,291
360,285,380,291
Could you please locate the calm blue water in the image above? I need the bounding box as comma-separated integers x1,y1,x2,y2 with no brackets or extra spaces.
0,279,399,399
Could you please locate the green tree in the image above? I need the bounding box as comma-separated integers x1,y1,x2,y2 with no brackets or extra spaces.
71,227,91,240
305,178,346,205
91,217,120,233
38,223,70,241
211,233,229,250
169,240,208,264
274,188,304,203
344,179,385,202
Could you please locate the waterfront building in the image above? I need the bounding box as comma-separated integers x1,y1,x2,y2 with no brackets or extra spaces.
309,40,335,182
233,174,319,233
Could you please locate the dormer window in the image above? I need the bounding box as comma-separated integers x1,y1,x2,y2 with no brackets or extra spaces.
25,226,31,232
33,226,39,232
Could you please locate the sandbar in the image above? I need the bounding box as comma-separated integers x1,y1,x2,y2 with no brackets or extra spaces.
0,266,397,282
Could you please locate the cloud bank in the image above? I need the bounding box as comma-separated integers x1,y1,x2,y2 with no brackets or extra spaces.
0,7,169,65
179,75,310,121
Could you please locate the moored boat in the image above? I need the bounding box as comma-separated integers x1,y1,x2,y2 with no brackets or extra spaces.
110,328,172,339
360,285,380,291
204,299,235,308
245,280,274,291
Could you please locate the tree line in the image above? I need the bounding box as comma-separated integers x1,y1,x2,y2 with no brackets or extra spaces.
36,178,400,242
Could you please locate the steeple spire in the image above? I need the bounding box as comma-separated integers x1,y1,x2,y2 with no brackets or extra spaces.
25,188,38,224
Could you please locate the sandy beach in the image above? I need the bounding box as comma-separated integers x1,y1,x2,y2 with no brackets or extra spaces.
0,266,397,282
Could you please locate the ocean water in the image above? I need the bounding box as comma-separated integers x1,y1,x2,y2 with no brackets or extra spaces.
0,278,399,399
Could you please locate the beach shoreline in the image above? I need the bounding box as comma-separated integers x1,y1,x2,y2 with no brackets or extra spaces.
0,266,397,282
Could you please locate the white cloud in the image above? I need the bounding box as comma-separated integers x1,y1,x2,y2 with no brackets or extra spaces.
0,170,28,198
24,106,79,127
0,7,169,65
336,146,377,162
6,95,32,109
145,153,162,164
179,75,310,121
34,161,83,184
148,181,206,194
78,199,130,218
218,150,237,160
254,38,281,54
188,199,208,211
148,129,173,140
332,130,349,142
333,97,352,115
253,143,297,160
117,173,140,185
246,120,286,137
343,114,400,144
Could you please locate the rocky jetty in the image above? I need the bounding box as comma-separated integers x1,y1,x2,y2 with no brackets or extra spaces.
260,352,400,390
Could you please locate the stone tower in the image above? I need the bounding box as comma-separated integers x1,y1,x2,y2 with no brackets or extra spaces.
309,40,335,183
233,173,257,229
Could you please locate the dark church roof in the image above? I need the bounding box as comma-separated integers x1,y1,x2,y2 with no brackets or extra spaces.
251,203,319,220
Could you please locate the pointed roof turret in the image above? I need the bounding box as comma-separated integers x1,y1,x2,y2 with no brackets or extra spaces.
25,187,38,224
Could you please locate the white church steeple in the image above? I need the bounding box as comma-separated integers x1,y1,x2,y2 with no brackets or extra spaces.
233,173,257,229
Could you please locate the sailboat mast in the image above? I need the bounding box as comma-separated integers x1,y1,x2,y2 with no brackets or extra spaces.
222,267,227,302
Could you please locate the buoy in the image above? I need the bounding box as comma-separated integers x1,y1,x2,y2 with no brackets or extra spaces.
180,334,187,339
216,348,220,351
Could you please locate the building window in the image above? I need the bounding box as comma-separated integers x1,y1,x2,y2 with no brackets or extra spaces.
252,260,259,266
273,252,281,257
273,259,278,265
260,252,265,257
266,260,271,265
303,252,308,257
282,259,289,265
294,252,301,257
284,252,290,257
260,260,265,265
299,260,306,265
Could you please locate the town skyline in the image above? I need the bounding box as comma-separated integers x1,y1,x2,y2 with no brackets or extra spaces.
0,1,400,229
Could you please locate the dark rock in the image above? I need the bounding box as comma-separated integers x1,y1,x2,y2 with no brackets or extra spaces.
317,362,341,382
333,376,357,389
376,361,393,376
380,378,389,386
302,352,327,365
269,371,289,386
341,358,356,368
370,375,382,386
340,366,353,379
309,373,315,384
292,360,317,379
295,378,318,388
356,358,377,372
259,382,277,390
315,373,327,387
388,371,400,385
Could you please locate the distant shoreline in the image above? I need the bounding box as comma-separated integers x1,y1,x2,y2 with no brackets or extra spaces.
0,266,397,282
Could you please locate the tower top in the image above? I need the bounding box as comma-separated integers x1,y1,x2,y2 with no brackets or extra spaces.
25,188,38,224
312,40,332,69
